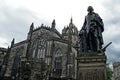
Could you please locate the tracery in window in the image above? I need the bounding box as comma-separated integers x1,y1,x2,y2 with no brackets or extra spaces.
37,39,46,60
32,49,35,58
54,49,62,76
32,42,37,58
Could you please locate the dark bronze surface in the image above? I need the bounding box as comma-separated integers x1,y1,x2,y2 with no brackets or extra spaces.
79,6,104,53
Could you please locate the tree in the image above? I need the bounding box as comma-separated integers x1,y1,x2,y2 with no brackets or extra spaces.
107,65,113,80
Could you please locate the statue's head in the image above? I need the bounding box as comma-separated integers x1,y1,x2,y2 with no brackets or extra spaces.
87,6,94,13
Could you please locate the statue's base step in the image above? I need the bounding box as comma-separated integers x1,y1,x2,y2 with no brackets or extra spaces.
77,53,107,80
49,77,73,80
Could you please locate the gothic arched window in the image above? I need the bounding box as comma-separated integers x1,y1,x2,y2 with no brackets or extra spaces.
54,49,62,76
37,39,46,60
32,42,37,58
32,49,36,58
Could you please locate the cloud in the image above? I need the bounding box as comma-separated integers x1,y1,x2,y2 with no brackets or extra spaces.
101,0,120,63
0,7,31,47
0,37,9,47
0,0,120,65
0,2,51,47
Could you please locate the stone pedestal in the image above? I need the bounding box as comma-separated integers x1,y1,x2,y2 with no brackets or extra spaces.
76,53,107,80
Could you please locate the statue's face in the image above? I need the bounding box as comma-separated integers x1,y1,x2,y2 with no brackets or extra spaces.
87,6,94,13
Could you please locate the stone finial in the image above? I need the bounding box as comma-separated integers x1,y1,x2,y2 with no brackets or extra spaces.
41,24,44,27
70,17,73,24
52,19,56,29
29,23,34,33
11,38,15,48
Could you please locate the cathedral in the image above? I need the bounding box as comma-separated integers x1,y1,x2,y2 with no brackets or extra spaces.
0,6,108,80
0,18,79,80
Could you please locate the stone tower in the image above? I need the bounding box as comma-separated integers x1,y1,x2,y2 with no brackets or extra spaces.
62,18,78,79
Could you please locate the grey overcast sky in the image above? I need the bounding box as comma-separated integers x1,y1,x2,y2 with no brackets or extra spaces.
0,0,120,64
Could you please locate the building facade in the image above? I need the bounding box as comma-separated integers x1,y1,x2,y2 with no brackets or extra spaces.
0,47,7,73
0,18,79,80
113,62,120,80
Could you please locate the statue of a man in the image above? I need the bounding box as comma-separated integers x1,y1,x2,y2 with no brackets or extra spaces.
80,6,104,52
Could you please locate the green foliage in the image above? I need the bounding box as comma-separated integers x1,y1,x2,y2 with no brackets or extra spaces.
107,66,113,80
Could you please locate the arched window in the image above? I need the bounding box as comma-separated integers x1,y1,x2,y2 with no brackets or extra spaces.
54,49,62,76
32,42,37,58
37,39,46,60
32,49,35,58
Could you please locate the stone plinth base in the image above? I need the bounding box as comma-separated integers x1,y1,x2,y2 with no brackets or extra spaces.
76,53,107,80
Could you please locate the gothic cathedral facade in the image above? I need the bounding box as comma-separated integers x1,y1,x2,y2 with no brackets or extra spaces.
0,18,79,80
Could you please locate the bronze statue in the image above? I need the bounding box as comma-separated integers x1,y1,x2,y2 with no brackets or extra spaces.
79,6,104,52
